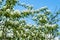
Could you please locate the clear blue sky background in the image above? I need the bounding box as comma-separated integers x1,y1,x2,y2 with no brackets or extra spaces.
15,0,60,11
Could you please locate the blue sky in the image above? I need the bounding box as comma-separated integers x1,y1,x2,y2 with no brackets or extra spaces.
15,0,60,24
17,0,60,12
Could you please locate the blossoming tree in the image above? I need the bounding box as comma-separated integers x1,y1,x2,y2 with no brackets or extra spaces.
0,0,60,40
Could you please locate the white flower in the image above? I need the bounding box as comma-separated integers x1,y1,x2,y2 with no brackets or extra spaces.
2,16,6,19
6,9,10,13
45,10,51,15
26,24,32,27
24,34,26,37
32,32,35,36
31,10,35,14
44,18,47,21
0,21,3,24
45,23,57,28
22,10,30,13
6,33,13,38
6,29,13,38
14,10,20,14
52,24,57,27
25,29,29,32
39,17,47,23
46,10,51,13
14,10,21,16
14,21,19,25
20,23,23,26
28,35,31,38
16,31,20,37
45,23,52,27
7,18,9,21
39,17,42,20
45,34,53,39
10,11,14,15
39,17,47,22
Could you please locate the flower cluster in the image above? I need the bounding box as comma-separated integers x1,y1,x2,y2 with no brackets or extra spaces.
0,0,59,40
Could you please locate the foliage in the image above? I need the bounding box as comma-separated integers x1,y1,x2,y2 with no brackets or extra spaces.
0,0,60,40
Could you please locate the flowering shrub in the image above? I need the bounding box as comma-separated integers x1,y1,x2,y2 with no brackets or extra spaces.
0,0,60,40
